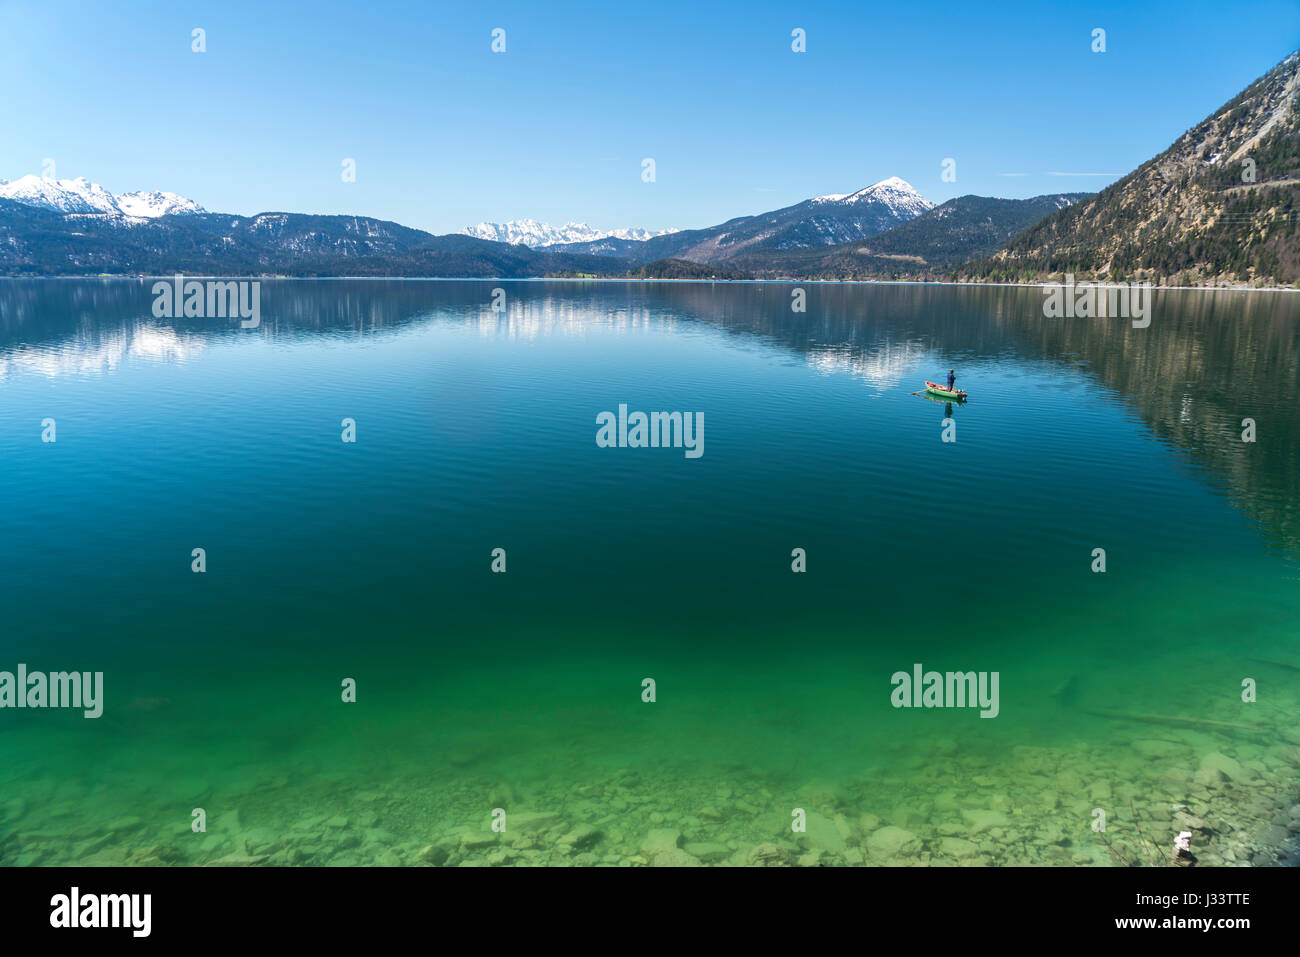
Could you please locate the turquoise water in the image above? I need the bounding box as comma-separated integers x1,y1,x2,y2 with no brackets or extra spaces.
1,279,1297,867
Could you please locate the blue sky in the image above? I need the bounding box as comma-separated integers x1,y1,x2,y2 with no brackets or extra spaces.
1,0,1296,235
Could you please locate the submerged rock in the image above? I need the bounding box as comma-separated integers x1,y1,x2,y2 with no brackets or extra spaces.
1193,767,1224,788
1199,752,1251,784
133,844,184,866
1257,824,1288,847
940,837,978,859
652,848,701,867
1175,811,1205,830
801,812,848,854
459,831,498,850
748,843,791,867
80,846,131,867
866,826,918,860
417,844,449,865
798,778,847,809
961,809,1009,832
1133,739,1185,758
507,811,564,835
640,829,681,856
206,853,267,866
683,841,729,863
558,825,602,851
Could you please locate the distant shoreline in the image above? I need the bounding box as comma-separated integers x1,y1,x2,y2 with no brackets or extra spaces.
2,275,1296,293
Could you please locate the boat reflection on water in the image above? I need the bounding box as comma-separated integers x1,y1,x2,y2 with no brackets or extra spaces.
919,392,964,417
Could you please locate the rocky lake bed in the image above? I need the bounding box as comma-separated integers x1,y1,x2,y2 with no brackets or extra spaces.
5,723,1299,867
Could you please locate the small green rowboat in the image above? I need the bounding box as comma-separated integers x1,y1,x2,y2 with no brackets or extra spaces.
924,380,967,400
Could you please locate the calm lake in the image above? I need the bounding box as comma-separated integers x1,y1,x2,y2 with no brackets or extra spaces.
1,279,1297,867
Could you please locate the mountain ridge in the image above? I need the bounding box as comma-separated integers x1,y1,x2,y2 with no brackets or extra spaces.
958,49,1300,284
0,202,630,278
541,176,934,263
729,193,1092,279
0,174,206,219
462,219,678,247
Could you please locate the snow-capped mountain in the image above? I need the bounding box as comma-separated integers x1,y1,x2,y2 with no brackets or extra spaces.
0,175,124,215
463,219,677,248
811,176,934,218
0,175,205,218
547,176,935,262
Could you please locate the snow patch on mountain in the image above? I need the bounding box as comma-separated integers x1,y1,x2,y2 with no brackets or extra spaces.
811,177,934,217
117,190,207,218
463,219,677,247
0,175,205,218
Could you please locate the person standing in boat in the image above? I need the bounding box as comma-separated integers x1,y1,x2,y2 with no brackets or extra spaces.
947,369,956,392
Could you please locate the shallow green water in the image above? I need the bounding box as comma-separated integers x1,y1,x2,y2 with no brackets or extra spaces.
1,279,1297,866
